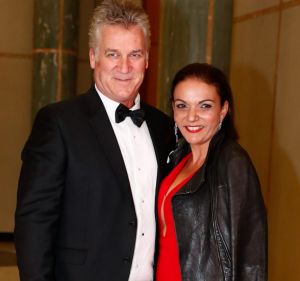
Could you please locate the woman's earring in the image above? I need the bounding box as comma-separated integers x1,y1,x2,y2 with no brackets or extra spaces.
218,120,222,131
174,123,179,143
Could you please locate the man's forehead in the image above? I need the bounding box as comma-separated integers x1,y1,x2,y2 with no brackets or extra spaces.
104,48,144,53
99,24,144,36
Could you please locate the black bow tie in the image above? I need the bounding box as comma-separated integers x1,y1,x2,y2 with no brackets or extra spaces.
115,103,145,127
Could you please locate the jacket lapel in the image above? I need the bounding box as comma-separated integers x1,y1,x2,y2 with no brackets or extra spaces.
84,87,132,196
142,103,166,189
174,132,226,195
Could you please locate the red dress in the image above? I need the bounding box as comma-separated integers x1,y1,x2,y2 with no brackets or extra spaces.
156,153,194,281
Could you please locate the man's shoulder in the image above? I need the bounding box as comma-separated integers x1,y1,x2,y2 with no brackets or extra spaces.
36,87,97,118
141,102,172,122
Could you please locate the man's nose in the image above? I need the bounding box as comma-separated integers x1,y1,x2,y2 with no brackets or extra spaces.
118,57,131,73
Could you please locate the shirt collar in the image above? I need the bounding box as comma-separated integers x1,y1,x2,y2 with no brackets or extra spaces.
94,84,141,122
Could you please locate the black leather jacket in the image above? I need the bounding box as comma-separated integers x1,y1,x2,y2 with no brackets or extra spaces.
170,132,267,281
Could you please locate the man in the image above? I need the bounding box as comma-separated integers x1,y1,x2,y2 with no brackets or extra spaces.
14,1,175,280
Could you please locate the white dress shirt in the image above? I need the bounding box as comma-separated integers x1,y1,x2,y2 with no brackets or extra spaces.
95,85,157,281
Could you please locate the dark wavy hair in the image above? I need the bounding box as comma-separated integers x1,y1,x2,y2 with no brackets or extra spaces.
171,63,238,140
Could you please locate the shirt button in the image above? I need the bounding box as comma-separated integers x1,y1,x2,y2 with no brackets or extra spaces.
123,256,131,263
129,220,137,227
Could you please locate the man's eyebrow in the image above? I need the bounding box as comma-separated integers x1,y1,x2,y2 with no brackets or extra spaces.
129,49,144,54
104,49,119,54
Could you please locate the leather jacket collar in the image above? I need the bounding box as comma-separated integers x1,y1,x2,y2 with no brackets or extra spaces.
171,131,225,195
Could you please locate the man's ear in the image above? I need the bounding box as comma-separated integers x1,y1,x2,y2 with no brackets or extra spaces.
89,48,96,69
145,51,149,69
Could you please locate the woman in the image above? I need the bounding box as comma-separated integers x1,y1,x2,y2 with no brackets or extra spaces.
156,63,267,281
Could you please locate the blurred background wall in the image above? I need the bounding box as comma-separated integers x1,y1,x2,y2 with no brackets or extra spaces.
230,1,300,280
0,0,299,280
0,0,94,233
0,0,34,233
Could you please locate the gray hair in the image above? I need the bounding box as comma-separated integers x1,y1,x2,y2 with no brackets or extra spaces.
88,0,151,51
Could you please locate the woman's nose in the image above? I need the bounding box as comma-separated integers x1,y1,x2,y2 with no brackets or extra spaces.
187,107,199,121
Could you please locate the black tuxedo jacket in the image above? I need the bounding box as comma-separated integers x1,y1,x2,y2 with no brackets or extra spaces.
15,86,175,281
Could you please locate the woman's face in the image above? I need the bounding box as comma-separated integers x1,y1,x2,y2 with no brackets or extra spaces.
173,78,228,150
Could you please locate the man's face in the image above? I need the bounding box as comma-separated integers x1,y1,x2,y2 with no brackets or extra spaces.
89,24,149,108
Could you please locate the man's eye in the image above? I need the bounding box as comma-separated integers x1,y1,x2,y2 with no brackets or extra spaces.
106,53,119,58
130,53,142,58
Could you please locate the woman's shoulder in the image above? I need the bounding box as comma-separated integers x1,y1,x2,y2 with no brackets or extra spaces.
219,139,251,163
213,139,259,180
217,138,260,184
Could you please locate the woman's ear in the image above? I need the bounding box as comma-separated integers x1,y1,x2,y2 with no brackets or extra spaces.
220,101,229,121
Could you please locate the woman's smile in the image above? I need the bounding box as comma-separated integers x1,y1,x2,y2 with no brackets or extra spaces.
184,126,204,133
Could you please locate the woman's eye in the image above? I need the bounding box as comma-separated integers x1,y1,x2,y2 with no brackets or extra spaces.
200,103,212,109
175,103,186,109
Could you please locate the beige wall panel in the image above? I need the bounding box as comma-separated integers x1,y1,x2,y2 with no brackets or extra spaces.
0,0,33,53
229,14,278,199
78,0,94,60
77,62,93,94
77,0,94,94
0,58,32,231
268,6,300,281
233,0,279,17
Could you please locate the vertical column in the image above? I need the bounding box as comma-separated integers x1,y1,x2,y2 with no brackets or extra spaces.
141,0,160,106
32,0,78,117
157,0,233,113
